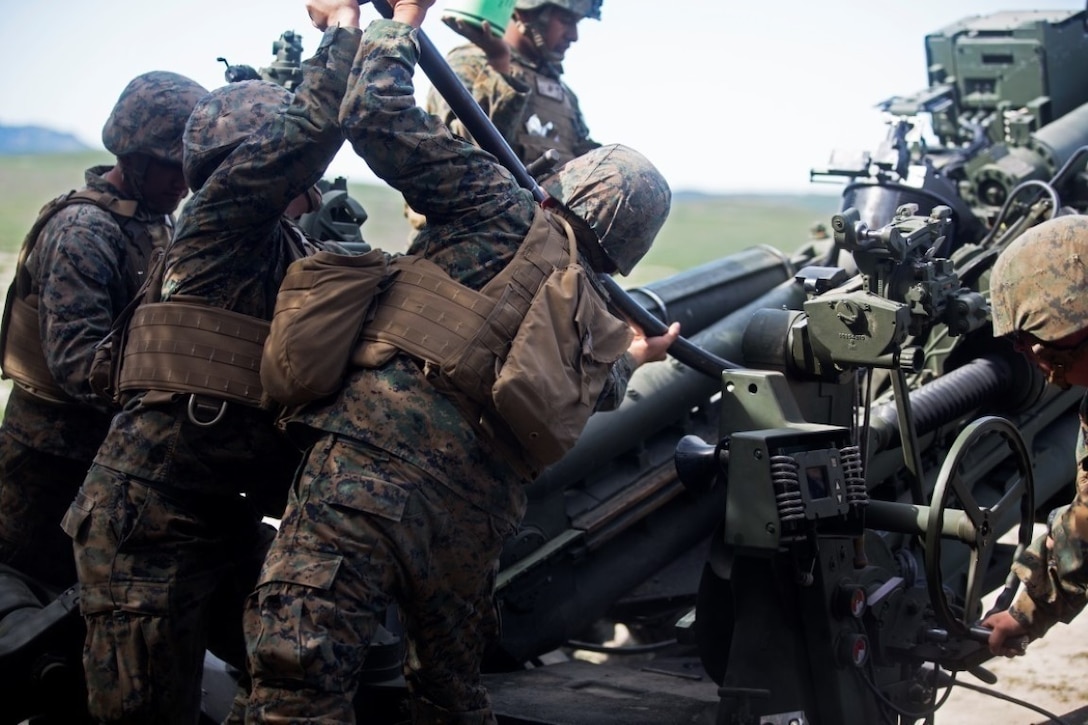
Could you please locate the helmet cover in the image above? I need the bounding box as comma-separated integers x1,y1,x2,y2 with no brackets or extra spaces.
183,80,293,190
541,144,670,276
102,71,208,165
991,214,1088,341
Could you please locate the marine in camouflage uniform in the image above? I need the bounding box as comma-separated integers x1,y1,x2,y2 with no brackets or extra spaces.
428,0,602,169
243,1,677,722
59,27,361,724
0,71,206,589
984,214,1088,655
406,0,601,233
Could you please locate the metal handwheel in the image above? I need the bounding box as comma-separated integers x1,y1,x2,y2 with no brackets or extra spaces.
925,415,1035,636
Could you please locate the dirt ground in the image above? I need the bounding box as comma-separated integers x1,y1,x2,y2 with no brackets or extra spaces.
929,613,1088,724
918,530,1088,725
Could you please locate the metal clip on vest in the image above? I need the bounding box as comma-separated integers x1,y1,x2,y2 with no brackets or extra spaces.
187,395,228,427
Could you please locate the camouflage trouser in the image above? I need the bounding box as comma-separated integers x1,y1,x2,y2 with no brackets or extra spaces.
62,463,274,725
244,435,513,724
0,432,87,589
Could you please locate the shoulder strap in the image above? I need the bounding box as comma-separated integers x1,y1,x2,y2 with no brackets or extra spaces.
0,188,140,399
11,188,138,298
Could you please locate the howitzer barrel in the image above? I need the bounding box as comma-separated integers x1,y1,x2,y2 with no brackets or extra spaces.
625,246,793,336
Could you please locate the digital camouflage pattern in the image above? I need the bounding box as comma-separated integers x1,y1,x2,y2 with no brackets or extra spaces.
102,71,209,165
0,165,174,588
426,42,599,169
245,438,508,724
245,19,638,722
990,215,1088,637
990,214,1088,342
62,467,274,722
66,26,361,724
539,143,670,275
182,80,294,191
1007,394,1088,637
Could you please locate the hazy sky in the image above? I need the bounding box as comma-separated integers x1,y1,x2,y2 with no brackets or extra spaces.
3,1,1084,193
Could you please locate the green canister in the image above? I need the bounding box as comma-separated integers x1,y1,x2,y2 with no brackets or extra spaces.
441,0,517,37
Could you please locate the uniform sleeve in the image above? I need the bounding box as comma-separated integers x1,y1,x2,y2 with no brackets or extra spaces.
1008,400,1088,637
425,45,531,146
164,25,362,310
33,206,127,410
340,20,518,224
594,353,634,412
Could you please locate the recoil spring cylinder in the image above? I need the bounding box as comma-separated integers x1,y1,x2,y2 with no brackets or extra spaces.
771,454,805,522
841,445,869,506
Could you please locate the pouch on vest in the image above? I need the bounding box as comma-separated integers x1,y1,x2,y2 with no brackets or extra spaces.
260,248,390,406
491,224,632,466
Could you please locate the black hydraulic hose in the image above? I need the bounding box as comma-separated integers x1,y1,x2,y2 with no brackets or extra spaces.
362,0,736,380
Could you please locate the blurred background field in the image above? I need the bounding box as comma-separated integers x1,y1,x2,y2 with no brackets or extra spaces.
0,150,840,285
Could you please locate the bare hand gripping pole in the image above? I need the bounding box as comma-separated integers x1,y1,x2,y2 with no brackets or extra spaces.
361,0,736,379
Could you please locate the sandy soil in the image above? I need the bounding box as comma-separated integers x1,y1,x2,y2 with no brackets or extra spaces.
926,603,1088,724
911,527,1088,725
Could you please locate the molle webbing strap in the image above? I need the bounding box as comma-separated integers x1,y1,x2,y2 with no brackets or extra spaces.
116,301,269,407
0,189,140,403
358,255,495,364
354,207,571,401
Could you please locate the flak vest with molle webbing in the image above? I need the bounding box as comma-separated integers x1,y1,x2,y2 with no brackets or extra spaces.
0,189,169,404
111,220,311,412
512,65,588,168
351,206,570,406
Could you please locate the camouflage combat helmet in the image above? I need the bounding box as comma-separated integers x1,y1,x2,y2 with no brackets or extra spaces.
183,80,293,190
542,144,671,276
991,215,1088,342
515,0,602,20
102,71,209,166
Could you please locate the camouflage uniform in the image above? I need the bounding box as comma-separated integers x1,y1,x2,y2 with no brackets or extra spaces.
243,19,660,724
990,215,1088,639
0,70,206,590
60,27,361,724
426,42,599,168
0,168,169,590
1003,396,1088,638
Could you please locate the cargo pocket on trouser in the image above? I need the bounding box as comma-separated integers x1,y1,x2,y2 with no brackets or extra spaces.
78,579,188,723
71,473,213,725
59,486,95,545
245,548,370,722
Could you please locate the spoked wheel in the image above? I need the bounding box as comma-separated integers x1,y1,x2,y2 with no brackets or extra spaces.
925,415,1034,636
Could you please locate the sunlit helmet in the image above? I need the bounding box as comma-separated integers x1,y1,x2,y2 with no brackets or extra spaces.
101,71,208,166
541,144,671,276
515,0,602,20
183,80,293,190
990,215,1088,341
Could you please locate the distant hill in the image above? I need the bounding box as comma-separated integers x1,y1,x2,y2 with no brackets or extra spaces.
0,125,91,155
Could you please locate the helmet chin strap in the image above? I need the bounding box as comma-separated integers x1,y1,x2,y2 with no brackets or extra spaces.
517,10,565,67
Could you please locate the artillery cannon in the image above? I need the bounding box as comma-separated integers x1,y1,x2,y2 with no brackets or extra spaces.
5,6,1088,725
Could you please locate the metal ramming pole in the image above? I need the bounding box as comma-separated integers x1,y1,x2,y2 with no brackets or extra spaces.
361,0,736,379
